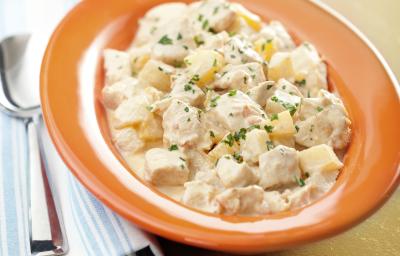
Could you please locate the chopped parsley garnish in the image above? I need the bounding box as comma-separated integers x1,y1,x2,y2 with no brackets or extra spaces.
295,125,300,132
230,54,236,59
209,130,215,138
228,89,237,96
202,19,209,30
267,84,274,90
194,35,204,47
146,105,153,111
294,176,306,187
247,124,260,131
187,117,191,122
184,106,189,112
168,144,178,151
229,113,233,117
184,84,193,91
158,35,173,45
264,125,274,133
307,90,311,98
266,141,274,150
310,124,314,132
316,106,323,112
221,71,228,77
158,66,163,71
198,14,203,22
295,79,306,87
177,33,182,40
282,102,297,116
182,45,189,50
222,134,235,147
213,58,217,67
232,152,243,163
210,96,220,107
233,128,247,141
243,76,248,84
213,6,220,15
179,157,186,162
247,66,254,72
270,113,279,121
271,96,279,102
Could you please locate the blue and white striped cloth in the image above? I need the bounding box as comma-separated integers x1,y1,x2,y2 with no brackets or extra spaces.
0,0,163,255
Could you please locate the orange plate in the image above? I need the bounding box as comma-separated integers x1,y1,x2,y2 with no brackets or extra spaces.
41,0,400,253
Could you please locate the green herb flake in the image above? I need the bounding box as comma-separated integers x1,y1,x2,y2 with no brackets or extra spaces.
295,79,306,87
316,106,323,112
202,19,209,30
213,58,217,67
146,105,153,111
182,45,189,50
267,84,274,90
158,35,173,45
184,84,193,92
271,96,279,102
294,176,306,187
209,130,215,138
266,141,274,150
198,14,203,22
168,144,178,151
233,128,247,141
177,33,182,40
264,125,274,133
187,117,191,122
232,152,243,163
247,125,260,131
194,35,205,47
213,6,220,15
184,106,189,112
210,96,220,107
158,66,164,72
228,89,237,97
179,157,186,162
222,134,235,147
295,125,300,132
270,113,279,121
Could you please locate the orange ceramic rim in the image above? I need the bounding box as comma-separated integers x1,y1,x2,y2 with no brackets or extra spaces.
41,0,400,253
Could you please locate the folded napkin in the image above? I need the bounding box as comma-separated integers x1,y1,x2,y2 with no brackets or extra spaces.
0,0,163,255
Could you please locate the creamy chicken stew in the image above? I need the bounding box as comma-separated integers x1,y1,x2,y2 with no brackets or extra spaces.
101,0,352,216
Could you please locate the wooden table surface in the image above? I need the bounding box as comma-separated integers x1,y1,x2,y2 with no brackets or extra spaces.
159,1,400,255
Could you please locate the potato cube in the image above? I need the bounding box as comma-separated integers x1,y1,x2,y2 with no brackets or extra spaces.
144,148,189,185
240,129,269,164
207,133,239,163
113,96,150,128
298,144,343,175
269,110,296,137
184,50,225,87
138,113,163,141
268,52,294,82
231,3,262,31
216,155,258,188
254,38,278,61
138,59,175,92
265,90,301,116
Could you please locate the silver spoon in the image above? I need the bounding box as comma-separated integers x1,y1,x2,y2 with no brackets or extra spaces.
0,34,67,255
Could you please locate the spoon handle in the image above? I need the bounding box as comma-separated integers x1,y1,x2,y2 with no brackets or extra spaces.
28,117,67,255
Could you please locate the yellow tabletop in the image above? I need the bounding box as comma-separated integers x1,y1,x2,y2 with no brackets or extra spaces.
160,1,400,255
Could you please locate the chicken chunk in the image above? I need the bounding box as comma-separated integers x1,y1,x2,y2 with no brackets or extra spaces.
263,191,290,213
112,127,144,152
265,89,301,116
216,185,268,215
268,43,328,97
223,36,264,65
189,0,237,33
133,2,189,47
144,148,189,185
102,77,142,110
211,62,266,91
182,181,220,213
170,74,206,107
162,100,202,147
253,21,295,53
295,105,351,149
247,81,275,107
215,155,258,188
103,49,132,85
240,128,269,164
258,145,301,189
207,90,266,132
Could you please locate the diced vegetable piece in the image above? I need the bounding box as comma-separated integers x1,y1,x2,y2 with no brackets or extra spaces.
240,129,269,164
184,50,225,87
208,133,239,163
268,52,294,82
231,3,262,31
131,54,150,74
138,59,174,91
254,38,278,61
298,144,343,175
138,113,163,141
269,110,296,137
216,155,258,188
